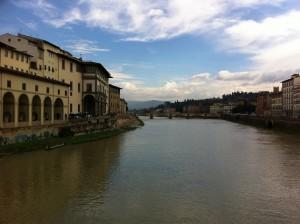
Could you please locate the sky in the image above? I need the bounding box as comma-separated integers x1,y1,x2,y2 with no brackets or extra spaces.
1,0,300,101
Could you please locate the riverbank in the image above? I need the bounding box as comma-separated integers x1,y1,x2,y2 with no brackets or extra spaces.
222,114,300,133
0,115,143,156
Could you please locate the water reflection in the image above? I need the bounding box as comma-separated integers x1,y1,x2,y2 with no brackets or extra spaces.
0,119,300,224
0,136,124,224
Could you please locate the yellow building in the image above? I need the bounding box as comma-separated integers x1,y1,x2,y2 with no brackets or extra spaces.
109,84,121,114
0,41,69,129
0,33,128,132
0,33,83,115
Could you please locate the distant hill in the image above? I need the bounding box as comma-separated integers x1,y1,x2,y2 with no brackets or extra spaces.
127,100,164,110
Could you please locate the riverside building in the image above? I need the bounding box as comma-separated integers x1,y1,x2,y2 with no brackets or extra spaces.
270,87,283,117
0,33,126,131
256,92,271,117
282,74,300,118
109,84,121,114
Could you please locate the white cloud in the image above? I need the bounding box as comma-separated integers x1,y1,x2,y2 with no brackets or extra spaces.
12,0,56,17
19,0,283,41
12,0,300,100
223,10,300,72
112,69,295,101
65,40,110,55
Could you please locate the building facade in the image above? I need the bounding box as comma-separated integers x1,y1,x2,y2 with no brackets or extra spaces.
282,75,295,118
0,33,127,131
209,103,223,116
82,61,111,116
282,74,300,118
270,87,282,117
256,92,271,117
109,84,121,114
183,105,201,114
293,76,300,118
0,42,69,129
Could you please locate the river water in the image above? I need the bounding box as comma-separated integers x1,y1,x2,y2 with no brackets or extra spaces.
1,118,300,224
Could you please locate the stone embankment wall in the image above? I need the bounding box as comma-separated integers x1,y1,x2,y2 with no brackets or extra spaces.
222,114,300,130
115,114,143,128
0,115,141,145
0,125,60,145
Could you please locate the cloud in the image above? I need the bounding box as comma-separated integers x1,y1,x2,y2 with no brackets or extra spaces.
16,0,283,41
65,40,110,55
223,10,300,72
113,69,294,101
12,0,300,101
12,0,56,17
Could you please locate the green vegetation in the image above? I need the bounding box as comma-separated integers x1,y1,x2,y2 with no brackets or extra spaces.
0,126,140,156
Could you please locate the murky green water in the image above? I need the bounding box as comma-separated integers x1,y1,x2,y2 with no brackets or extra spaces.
1,118,300,224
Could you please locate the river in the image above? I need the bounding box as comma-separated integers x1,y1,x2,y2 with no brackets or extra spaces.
1,118,300,224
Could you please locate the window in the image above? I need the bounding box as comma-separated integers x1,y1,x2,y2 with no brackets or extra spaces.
22,83,26,90
8,38,11,42
7,80,11,88
5,49,8,57
44,65,47,70
70,62,73,72
48,52,54,58
11,51,14,59
65,90,68,96
76,64,81,72
78,83,81,93
39,65,42,70
21,55,24,62
46,87,50,94
87,84,92,92
38,50,43,59
52,67,54,72
70,104,73,113
58,89,60,95
16,53,19,60
35,85,38,91
70,92,72,96
26,57,29,63
78,104,80,112
48,66,50,71
62,59,65,70
18,38,21,42
70,81,73,91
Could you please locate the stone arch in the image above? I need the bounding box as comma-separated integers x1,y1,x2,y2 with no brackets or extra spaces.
83,95,96,116
3,92,15,123
18,94,29,122
32,95,41,121
54,98,64,120
44,97,52,121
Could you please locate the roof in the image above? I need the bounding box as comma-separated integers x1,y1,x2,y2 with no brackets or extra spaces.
18,33,62,51
109,84,122,90
57,52,82,63
0,66,70,87
281,78,293,83
0,41,15,50
83,61,113,78
0,41,33,57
